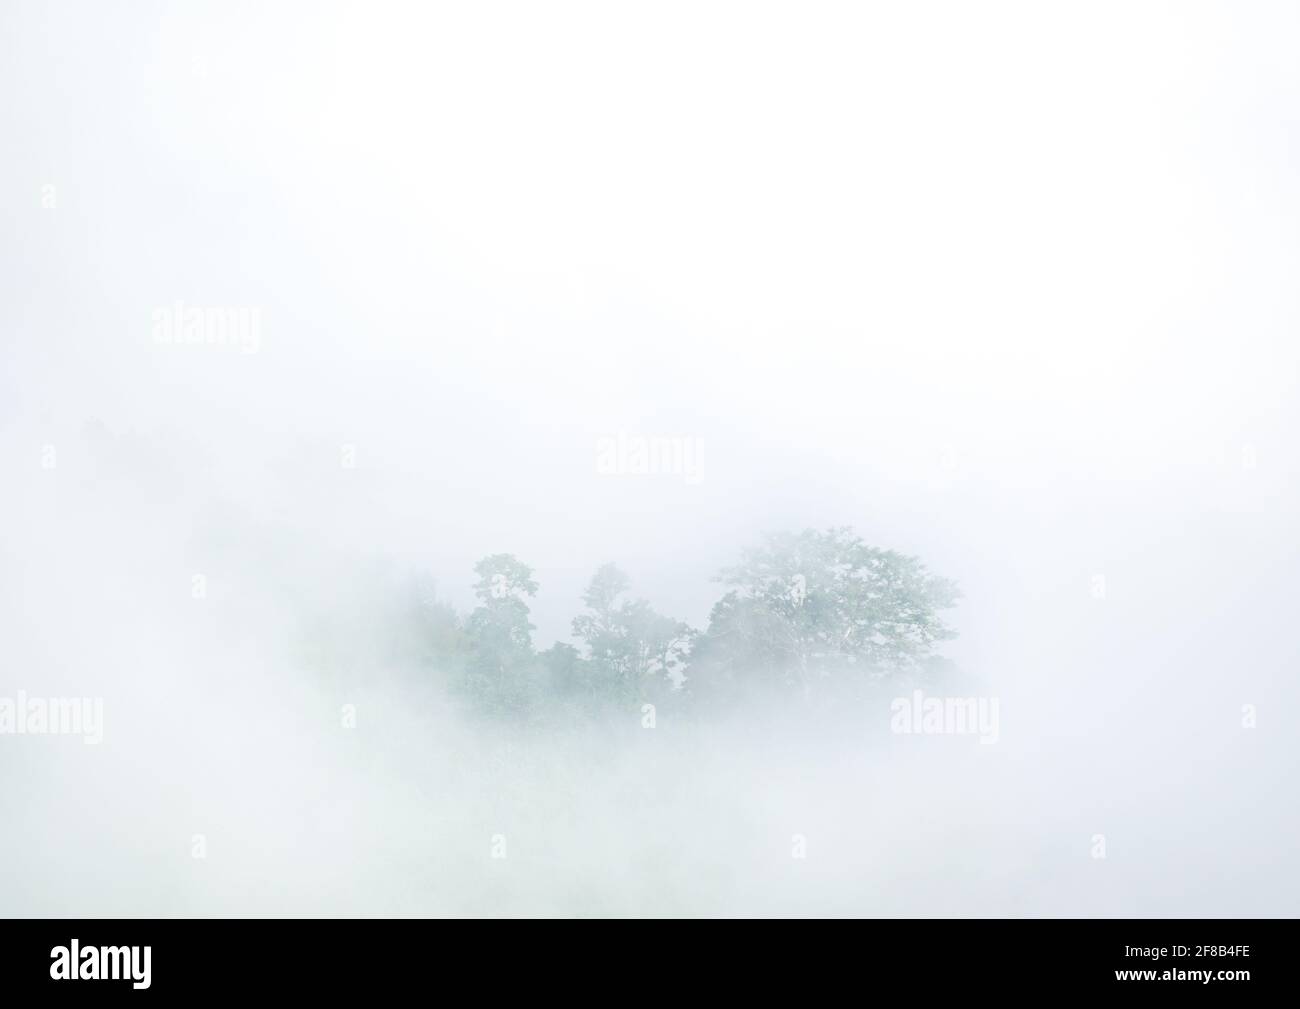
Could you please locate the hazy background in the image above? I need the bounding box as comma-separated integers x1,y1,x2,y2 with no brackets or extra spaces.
1,0,1297,916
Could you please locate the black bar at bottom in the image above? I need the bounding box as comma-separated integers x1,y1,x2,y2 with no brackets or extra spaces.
0,919,1282,996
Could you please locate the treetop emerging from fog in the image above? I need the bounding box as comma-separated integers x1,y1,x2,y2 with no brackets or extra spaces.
397,527,960,719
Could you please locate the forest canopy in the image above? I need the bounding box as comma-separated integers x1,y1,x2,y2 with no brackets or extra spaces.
388,527,960,720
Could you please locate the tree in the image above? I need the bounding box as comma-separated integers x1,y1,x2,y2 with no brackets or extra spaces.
463,554,540,714
571,563,694,705
401,572,468,672
689,528,959,699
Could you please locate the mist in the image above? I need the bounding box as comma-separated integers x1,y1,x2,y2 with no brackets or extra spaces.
2,0,1297,917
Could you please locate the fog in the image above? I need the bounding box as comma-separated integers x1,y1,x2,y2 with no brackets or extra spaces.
2,0,1297,916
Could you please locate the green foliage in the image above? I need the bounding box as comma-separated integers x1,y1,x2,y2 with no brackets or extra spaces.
463,554,540,715
571,564,694,706
405,574,468,668
400,528,959,720
690,528,960,698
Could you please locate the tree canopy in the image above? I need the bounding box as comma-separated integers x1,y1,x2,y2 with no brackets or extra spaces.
393,527,959,720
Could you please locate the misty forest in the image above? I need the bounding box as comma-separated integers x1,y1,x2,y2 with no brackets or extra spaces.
7,1,1295,921
306,527,960,726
